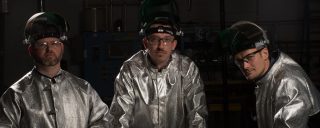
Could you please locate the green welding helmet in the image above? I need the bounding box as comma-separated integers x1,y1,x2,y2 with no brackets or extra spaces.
24,12,69,44
139,0,183,37
220,21,269,55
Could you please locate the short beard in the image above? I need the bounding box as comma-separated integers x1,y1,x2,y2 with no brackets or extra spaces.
42,57,60,66
34,54,62,67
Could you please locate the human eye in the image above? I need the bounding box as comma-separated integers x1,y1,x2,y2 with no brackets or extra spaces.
246,55,255,61
148,37,159,43
163,38,171,43
52,41,61,46
36,42,47,48
165,37,175,42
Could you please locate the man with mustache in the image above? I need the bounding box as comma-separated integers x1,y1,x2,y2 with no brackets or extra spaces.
108,1,208,127
0,12,111,128
220,21,320,128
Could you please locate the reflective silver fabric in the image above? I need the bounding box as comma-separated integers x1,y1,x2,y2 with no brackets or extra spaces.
109,50,208,128
255,52,320,128
0,68,111,128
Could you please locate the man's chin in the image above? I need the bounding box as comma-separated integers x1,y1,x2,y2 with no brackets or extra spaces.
41,59,59,66
245,75,256,81
43,62,58,66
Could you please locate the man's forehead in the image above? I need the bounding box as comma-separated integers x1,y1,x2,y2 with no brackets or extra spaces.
36,37,60,42
149,32,173,37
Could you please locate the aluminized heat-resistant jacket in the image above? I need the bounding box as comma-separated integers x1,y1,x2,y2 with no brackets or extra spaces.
109,50,208,128
0,68,111,128
255,52,320,128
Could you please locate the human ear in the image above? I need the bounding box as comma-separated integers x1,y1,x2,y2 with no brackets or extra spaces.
28,45,34,57
142,37,148,49
172,40,177,50
261,48,269,60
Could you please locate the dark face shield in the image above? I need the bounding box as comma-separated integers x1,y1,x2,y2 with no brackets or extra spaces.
26,23,67,44
24,12,69,44
219,21,270,56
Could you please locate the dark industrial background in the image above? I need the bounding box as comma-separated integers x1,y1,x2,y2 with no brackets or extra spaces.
1,0,319,127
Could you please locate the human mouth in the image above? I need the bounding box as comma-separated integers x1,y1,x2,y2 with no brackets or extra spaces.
45,52,56,58
156,51,167,55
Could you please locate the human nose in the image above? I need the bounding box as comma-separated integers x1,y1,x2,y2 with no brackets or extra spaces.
241,60,252,69
44,43,54,49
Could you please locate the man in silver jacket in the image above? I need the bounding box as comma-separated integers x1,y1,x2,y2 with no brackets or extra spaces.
220,21,320,128
108,11,208,128
0,12,111,128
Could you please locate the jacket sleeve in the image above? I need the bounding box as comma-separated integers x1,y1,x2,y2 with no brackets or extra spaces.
273,76,317,128
183,62,208,128
109,63,135,128
0,88,21,128
87,83,113,128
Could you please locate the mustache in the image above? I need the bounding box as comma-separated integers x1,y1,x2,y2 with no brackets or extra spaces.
45,52,56,56
155,50,168,54
156,47,168,52
156,47,165,50
45,49,56,54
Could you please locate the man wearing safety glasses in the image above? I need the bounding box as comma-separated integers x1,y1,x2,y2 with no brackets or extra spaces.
108,1,208,127
220,21,320,128
0,12,111,128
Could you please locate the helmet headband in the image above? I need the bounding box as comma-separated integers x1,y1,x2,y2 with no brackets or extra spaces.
145,26,175,36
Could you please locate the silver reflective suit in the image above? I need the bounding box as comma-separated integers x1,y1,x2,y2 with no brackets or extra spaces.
0,68,111,128
109,50,208,128
255,52,320,128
